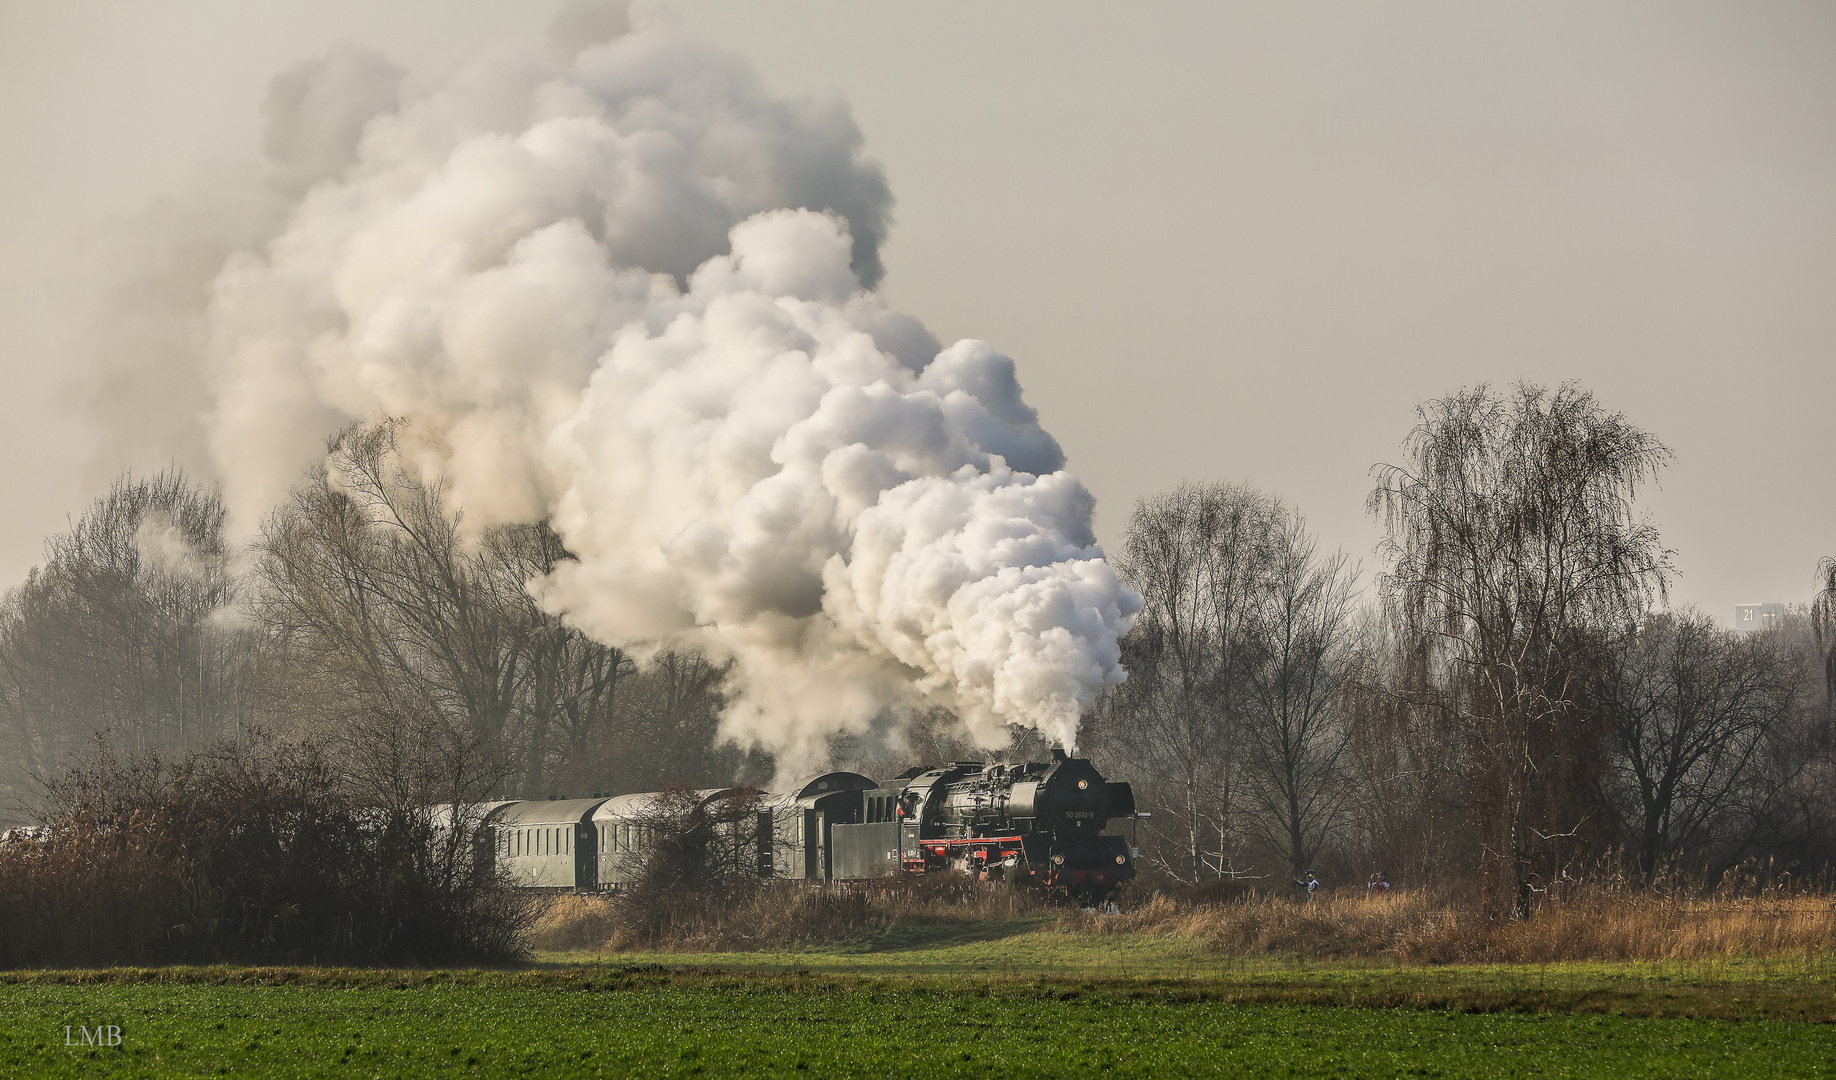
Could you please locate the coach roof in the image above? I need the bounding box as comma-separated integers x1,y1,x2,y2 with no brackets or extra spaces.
492,798,608,827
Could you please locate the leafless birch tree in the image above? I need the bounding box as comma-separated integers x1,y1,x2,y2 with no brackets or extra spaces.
1369,382,1672,917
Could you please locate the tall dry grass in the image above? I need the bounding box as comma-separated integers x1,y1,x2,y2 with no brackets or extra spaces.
1058,885,1836,963
532,876,1836,964
530,877,1043,953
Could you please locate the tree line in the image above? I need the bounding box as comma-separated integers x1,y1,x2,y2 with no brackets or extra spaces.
1085,383,1835,914
2,382,1832,914
0,422,761,825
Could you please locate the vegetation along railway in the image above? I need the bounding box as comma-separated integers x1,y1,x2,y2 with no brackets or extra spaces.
436,751,1137,901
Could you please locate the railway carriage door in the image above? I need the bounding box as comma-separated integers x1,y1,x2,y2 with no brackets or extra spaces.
756,810,773,878
802,809,819,879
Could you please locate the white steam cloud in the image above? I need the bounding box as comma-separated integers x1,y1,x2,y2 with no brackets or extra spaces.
200,6,1138,763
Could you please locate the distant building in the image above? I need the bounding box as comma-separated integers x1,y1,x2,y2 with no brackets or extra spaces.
1733,602,1787,633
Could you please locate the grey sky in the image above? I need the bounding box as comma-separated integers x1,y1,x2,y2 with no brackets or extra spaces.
1,0,1831,621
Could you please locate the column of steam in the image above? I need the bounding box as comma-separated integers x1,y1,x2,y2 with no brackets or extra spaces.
203,13,1141,771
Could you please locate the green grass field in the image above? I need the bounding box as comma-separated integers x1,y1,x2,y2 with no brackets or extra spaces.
539,916,1836,993
6,969,1836,1079
7,968,1835,1079
5,923,1835,1079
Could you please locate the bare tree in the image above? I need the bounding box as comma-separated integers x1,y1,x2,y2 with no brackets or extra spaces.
1091,482,1283,881
1369,382,1672,917
1591,611,1798,881
255,425,524,796
1342,629,1477,890
256,423,608,799
0,470,256,807
253,422,747,803
1235,510,1362,879
1812,557,1836,725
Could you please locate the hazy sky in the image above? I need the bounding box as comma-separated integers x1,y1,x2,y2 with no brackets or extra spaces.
1,0,1831,621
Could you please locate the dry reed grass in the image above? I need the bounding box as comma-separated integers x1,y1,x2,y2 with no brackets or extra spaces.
530,877,1043,953
532,876,1836,964
1057,886,1836,963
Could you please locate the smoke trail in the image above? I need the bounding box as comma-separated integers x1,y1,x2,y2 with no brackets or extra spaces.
204,6,1138,764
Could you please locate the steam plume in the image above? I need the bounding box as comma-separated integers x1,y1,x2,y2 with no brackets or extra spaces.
203,7,1138,763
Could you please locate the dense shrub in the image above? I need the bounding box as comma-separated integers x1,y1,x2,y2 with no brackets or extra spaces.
0,734,531,968
611,784,768,946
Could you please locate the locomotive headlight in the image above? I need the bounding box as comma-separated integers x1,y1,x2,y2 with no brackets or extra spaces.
1077,780,1088,790
1115,855,1126,865
1052,854,1064,865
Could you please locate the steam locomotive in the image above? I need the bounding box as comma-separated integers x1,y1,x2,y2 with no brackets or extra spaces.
438,750,1136,901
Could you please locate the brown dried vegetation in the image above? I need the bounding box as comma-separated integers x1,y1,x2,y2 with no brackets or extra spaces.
0,735,533,968
530,875,1043,953
1063,881,1836,963
534,873,1835,965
